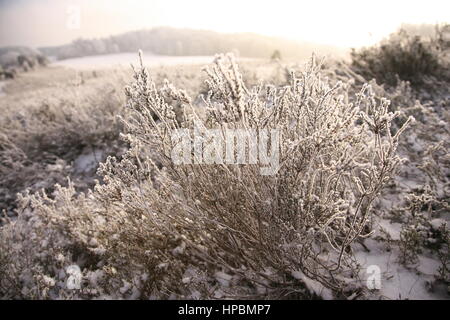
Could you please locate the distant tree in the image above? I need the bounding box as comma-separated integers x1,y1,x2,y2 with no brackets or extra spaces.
271,50,281,60
17,55,27,66
92,39,107,54
17,54,36,70
36,54,48,66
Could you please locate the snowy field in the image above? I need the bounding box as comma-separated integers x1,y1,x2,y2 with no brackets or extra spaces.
51,53,223,70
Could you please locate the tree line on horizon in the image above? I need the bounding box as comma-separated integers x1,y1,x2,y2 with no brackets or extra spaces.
38,27,343,60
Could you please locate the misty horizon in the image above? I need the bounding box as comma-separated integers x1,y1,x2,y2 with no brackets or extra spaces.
1,0,448,49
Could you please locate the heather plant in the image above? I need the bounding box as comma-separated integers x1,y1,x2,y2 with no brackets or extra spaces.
399,221,426,265
435,224,450,284
398,196,449,273
0,69,128,218
119,52,413,292
0,53,413,299
350,24,449,88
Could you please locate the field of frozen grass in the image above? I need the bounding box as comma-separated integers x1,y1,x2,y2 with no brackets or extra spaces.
51,52,227,70
0,28,448,300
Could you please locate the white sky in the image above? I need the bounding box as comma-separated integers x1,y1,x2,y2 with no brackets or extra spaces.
0,0,448,48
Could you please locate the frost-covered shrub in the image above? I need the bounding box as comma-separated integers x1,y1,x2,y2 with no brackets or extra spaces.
0,70,128,217
398,186,449,271
351,25,450,88
399,223,426,265
0,189,123,299
435,224,450,284
0,53,411,299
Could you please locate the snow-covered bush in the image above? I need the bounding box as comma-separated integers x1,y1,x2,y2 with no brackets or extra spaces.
351,24,449,88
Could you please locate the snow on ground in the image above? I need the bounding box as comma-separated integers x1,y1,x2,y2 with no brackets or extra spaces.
73,147,105,174
355,220,448,300
51,53,219,70
0,80,6,96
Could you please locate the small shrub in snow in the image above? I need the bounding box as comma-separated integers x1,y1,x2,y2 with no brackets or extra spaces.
351,24,449,88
